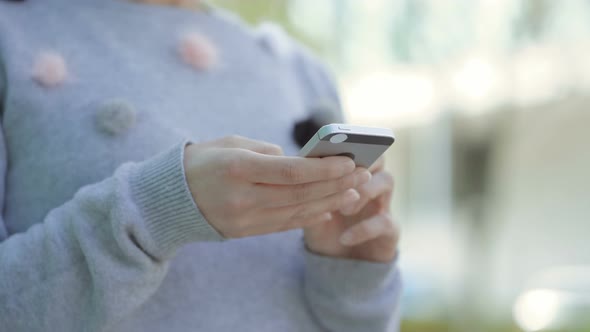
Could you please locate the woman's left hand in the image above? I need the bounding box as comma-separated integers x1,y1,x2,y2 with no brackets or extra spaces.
303,157,400,263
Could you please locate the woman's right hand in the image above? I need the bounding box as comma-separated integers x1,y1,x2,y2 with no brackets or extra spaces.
183,136,371,238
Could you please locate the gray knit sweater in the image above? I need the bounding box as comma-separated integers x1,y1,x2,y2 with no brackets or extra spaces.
0,0,401,331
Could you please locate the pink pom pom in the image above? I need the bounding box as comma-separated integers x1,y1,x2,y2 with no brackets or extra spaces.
178,32,218,70
32,51,68,88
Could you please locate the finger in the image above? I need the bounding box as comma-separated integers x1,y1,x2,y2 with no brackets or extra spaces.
379,186,393,212
340,171,394,216
240,212,333,237
368,155,385,173
242,154,356,185
218,135,284,155
199,135,283,156
266,188,360,225
360,171,394,200
255,168,371,207
339,213,395,246
278,212,333,234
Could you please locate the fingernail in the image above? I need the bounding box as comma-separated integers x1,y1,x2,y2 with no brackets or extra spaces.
343,189,360,205
357,170,371,185
342,159,356,173
321,213,333,221
340,232,354,246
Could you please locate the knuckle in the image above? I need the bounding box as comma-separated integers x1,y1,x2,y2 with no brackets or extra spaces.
225,153,249,179
281,162,302,183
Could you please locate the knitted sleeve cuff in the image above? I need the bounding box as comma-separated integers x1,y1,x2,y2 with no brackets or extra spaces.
304,248,400,301
129,140,224,259
303,246,402,331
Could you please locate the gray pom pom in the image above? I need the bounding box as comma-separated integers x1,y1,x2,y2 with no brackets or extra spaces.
95,99,137,136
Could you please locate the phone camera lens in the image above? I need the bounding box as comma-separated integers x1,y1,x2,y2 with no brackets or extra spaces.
329,133,348,143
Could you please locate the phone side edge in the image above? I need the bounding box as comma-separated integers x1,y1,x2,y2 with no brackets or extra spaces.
319,124,395,142
298,132,321,157
317,124,342,140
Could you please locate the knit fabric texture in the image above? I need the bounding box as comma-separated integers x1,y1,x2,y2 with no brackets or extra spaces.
0,0,401,331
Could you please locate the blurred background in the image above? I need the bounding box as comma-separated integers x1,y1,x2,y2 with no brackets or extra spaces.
211,1,590,331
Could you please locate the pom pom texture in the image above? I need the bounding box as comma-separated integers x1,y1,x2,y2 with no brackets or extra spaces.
32,51,68,88
178,32,218,70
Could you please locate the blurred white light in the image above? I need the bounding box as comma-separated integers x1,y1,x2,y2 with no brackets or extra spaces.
343,70,438,126
451,57,497,103
513,289,561,332
363,0,385,12
512,45,564,107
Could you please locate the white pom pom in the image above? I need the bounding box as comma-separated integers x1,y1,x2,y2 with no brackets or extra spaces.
32,51,68,88
178,32,219,70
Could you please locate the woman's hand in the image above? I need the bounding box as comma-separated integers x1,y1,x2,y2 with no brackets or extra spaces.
183,136,372,238
303,157,400,263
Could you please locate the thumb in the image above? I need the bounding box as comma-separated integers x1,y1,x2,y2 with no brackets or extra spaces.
198,135,284,156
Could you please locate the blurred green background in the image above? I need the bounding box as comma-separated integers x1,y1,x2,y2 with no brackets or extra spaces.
211,1,590,331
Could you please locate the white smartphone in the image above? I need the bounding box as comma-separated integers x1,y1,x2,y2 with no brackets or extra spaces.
298,123,395,168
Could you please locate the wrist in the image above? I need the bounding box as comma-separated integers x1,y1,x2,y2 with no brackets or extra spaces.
130,141,224,258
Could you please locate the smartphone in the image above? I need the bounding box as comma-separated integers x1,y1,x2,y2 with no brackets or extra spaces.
298,123,395,168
